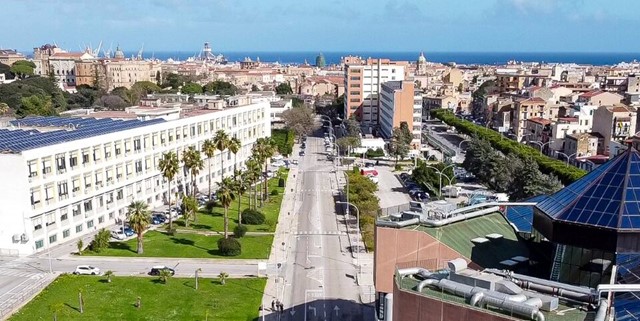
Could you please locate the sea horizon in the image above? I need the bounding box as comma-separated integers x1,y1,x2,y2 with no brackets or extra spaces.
19,50,640,66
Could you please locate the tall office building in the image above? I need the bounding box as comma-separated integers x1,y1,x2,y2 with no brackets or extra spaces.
343,56,407,125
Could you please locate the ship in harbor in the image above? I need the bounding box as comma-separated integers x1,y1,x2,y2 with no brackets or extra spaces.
187,42,227,64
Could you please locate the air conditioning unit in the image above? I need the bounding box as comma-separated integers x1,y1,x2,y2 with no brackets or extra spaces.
20,234,29,243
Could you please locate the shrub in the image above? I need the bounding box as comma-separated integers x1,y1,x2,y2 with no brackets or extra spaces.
278,178,285,187
233,225,248,238
217,237,242,256
205,200,217,214
241,209,266,225
270,189,279,196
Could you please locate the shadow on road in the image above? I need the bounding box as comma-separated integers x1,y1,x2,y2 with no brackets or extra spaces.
254,298,374,321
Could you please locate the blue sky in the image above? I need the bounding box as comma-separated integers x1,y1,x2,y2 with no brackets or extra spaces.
1,0,637,52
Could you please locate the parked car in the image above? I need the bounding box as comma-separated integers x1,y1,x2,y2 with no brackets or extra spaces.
301,143,306,149
74,265,100,275
271,160,286,167
291,159,299,165
111,230,126,240
299,150,305,156
149,266,175,276
399,173,410,181
151,214,165,225
118,226,134,237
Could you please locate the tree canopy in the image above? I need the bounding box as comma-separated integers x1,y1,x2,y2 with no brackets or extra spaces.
0,63,14,79
10,60,36,79
204,80,238,96
275,82,293,95
281,106,316,138
181,82,203,95
0,76,67,117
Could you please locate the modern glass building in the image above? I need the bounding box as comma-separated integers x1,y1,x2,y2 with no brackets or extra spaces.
533,147,640,318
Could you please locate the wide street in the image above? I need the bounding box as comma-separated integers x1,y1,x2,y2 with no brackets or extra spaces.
276,134,372,321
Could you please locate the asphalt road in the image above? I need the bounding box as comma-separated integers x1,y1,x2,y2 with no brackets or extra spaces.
278,134,371,321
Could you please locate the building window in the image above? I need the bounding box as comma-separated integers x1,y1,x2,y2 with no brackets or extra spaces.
49,234,57,244
84,200,93,212
63,229,70,238
35,240,44,249
87,220,94,229
69,155,78,167
61,213,68,221
98,216,105,224
75,224,83,233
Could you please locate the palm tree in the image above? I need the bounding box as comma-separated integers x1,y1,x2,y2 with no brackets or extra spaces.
245,157,262,210
218,271,229,285
217,177,236,239
213,130,231,180
254,138,277,202
201,139,216,200
104,270,114,283
159,269,172,284
127,201,150,254
228,136,241,172
182,146,204,198
158,151,179,230
182,195,198,227
234,170,249,224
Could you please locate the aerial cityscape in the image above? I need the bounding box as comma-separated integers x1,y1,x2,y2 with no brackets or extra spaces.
0,1,639,321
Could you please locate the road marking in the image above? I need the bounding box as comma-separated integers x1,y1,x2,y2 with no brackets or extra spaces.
295,231,347,236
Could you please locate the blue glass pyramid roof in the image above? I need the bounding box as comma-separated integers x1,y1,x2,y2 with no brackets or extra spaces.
615,253,640,320
505,194,548,233
536,147,640,230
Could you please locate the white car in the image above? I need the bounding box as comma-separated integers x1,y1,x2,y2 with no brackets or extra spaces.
111,230,126,240
74,265,101,275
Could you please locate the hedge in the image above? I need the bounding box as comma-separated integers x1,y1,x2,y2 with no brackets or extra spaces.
241,209,266,225
272,129,295,156
430,109,587,185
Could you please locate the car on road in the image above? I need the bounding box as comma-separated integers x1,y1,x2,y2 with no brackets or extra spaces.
299,150,305,156
149,266,175,276
291,159,299,165
74,265,101,275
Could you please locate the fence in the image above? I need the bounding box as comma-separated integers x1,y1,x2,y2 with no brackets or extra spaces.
377,203,411,217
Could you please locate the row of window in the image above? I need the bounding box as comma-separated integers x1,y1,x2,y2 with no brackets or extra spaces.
34,216,107,250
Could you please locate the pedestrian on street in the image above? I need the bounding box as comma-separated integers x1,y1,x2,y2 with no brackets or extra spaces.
279,302,284,312
271,300,276,311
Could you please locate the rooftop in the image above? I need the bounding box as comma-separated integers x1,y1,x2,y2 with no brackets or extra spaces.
0,116,165,154
537,147,640,230
414,213,530,269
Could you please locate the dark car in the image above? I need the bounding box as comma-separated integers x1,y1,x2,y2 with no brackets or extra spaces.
301,143,306,149
151,214,166,225
118,226,134,237
299,150,305,156
399,173,410,181
149,266,176,276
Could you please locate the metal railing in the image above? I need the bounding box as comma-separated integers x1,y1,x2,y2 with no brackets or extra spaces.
377,203,411,217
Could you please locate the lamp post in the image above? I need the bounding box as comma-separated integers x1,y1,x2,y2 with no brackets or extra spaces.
195,268,202,290
336,201,360,271
424,164,456,200
456,139,470,162
555,151,577,167
529,140,554,155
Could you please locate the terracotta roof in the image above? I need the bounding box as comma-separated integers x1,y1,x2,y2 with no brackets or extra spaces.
521,97,546,104
579,90,605,99
527,117,551,125
50,52,84,59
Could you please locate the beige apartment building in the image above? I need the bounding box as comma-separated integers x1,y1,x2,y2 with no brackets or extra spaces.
591,104,637,155
0,49,25,66
496,72,550,93
514,97,553,141
564,132,599,158
577,90,623,106
379,80,422,148
343,56,408,124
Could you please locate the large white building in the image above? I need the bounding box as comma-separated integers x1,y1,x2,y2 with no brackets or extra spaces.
0,99,270,255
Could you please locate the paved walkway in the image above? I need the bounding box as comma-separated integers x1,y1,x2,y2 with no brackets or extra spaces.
260,166,299,319
334,167,376,306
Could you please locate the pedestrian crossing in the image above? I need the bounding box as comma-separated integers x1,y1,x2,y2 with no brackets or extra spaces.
295,231,347,236
0,267,46,279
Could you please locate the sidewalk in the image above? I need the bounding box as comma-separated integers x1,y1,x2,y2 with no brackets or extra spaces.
333,166,376,306
260,166,299,320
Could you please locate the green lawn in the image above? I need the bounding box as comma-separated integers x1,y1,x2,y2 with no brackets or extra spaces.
176,169,288,233
10,275,266,321
86,231,273,259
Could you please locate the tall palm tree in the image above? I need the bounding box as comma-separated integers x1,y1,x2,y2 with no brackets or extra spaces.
217,177,236,239
158,151,179,230
254,137,277,201
228,136,241,172
213,130,231,180
234,170,249,224
127,201,150,254
201,139,216,200
245,157,262,210
182,146,204,198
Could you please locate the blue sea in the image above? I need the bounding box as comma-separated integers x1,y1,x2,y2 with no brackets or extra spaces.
130,51,640,66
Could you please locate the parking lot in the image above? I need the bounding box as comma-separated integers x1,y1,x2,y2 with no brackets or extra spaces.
373,165,412,209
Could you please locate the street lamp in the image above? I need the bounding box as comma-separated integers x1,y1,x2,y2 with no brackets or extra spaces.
555,151,577,167
336,201,360,271
529,140,554,155
423,164,456,200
